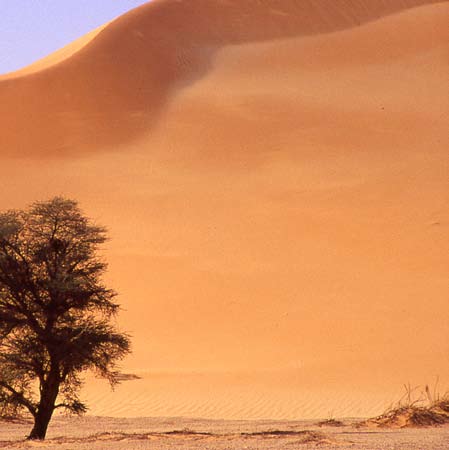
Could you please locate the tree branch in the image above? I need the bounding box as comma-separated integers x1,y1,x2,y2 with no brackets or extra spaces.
0,381,36,417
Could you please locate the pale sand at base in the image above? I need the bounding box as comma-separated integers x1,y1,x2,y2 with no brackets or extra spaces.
1,416,449,449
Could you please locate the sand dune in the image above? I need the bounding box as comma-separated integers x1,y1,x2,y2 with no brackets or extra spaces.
0,0,448,420
0,0,445,157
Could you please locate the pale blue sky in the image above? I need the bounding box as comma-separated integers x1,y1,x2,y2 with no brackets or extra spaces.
1,1,149,75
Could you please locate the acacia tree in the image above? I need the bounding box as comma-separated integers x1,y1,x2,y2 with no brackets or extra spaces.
0,197,130,440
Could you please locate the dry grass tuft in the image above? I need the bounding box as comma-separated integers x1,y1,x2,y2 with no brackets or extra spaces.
316,418,345,427
359,381,449,428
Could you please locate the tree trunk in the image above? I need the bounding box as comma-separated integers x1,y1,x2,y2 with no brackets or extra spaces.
28,407,54,440
27,376,60,440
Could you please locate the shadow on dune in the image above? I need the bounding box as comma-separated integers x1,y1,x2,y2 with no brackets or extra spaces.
0,0,442,158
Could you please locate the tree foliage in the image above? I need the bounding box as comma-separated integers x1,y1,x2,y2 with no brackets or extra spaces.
0,197,131,439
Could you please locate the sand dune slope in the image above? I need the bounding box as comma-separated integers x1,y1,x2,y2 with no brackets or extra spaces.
0,0,445,156
0,0,448,419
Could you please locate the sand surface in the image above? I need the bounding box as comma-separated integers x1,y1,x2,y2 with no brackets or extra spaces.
0,0,448,420
2,416,449,449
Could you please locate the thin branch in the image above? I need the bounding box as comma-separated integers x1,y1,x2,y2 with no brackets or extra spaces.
0,381,36,417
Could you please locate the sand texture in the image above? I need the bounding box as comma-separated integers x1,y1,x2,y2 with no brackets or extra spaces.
0,0,448,420
2,416,449,449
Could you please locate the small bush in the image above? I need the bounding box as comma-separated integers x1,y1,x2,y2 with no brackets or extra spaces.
359,382,449,428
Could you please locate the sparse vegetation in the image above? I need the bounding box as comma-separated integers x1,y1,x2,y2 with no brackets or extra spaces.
358,381,449,428
316,418,345,427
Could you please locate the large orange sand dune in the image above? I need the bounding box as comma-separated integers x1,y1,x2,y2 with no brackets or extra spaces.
0,0,448,418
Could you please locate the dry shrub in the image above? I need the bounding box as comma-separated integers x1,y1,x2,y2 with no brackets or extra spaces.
359,381,449,428
316,418,345,427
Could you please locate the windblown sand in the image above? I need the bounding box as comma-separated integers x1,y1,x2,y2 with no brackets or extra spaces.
0,0,448,421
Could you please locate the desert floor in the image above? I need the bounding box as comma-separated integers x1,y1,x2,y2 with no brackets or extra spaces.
1,416,449,450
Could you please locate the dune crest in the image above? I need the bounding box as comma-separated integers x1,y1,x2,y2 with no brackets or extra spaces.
0,23,109,80
0,0,446,157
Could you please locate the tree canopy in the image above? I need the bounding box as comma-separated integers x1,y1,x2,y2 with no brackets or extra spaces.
0,197,131,439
